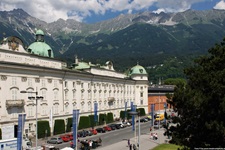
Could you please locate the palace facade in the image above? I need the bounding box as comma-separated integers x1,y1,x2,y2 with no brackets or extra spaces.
0,29,148,137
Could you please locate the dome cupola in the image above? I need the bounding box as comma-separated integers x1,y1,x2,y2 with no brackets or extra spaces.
27,29,54,58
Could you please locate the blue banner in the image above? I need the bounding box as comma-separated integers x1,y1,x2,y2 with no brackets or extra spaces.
131,102,136,131
124,101,127,120
151,104,155,126
73,109,79,148
17,114,26,150
94,102,98,123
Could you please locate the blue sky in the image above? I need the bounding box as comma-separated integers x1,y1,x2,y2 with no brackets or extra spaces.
0,0,224,23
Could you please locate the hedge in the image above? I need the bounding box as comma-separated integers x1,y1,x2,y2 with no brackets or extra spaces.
99,113,107,125
107,112,113,123
78,116,90,130
66,117,73,132
120,109,132,120
137,108,146,116
37,121,50,139
89,115,98,128
53,119,65,135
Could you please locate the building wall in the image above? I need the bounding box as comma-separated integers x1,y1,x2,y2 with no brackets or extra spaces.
0,52,148,138
148,95,168,113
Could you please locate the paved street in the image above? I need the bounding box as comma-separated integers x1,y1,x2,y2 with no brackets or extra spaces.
97,128,168,150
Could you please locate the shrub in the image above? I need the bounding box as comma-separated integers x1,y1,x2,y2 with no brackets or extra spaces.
37,121,50,139
53,119,65,135
107,112,114,123
120,109,132,120
89,115,98,128
66,117,73,132
138,108,146,116
99,113,107,125
78,116,90,130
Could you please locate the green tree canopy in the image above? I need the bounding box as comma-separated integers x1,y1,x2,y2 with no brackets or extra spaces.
167,38,225,148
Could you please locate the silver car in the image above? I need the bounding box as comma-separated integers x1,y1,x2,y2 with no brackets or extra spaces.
47,137,63,144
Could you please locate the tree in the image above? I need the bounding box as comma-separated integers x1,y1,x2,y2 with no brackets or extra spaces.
167,38,225,148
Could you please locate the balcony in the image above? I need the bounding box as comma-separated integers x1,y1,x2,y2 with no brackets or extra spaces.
6,99,25,108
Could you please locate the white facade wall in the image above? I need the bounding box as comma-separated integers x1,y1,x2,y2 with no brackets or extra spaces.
0,40,148,137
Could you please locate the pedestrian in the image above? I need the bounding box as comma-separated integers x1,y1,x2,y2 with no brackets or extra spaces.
89,140,93,149
70,141,73,148
129,144,132,150
155,133,158,140
150,133,153,140
133,144,137,150
127,139,130,147
153,133,156,140
149,127,152,132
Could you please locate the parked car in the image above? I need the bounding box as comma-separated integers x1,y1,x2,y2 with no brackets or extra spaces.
117,123,125,128
153,121,163,129
122,121,131,126
147,115,152,120
60,135,70,142
85,130,93,136
47,137,63,144
128,120,132,125
110,124,121,129
140,118,148,122
77,131,87,137
66,133,73,140
96,127,106,133
108,124,116,130
90,129,98,135
103,125,112,131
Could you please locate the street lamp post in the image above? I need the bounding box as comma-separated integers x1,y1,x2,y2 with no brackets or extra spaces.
164,103,167,126
20,89,43,150
158,96,160,129
128,110,140,150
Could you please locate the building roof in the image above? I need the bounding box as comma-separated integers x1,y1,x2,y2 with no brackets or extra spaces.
148,85,175,93
129,64,147,75
74,62,91,69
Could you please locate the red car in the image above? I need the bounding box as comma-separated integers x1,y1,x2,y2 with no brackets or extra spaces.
66,133,73,140
90,129,98,135
60,135,70,142
103,126,112,131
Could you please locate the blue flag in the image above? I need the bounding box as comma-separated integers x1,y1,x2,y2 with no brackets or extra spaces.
124,101,127,120
131,102,136,131
17,114,26,150
94,102,98,123
73,109,79,148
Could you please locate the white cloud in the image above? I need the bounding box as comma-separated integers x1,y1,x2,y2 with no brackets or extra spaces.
0,0,218,23
214,0,225,10
155,0,206,13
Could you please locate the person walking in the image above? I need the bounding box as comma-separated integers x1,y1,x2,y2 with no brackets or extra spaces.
129,144,132,150
127,139,130,147
155,133,158,140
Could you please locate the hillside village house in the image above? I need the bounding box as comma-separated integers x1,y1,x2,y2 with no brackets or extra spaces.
0,29,148,138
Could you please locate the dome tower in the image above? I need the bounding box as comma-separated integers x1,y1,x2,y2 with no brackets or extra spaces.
27,29,54,58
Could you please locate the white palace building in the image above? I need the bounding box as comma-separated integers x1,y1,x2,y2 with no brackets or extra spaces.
0,29,148,137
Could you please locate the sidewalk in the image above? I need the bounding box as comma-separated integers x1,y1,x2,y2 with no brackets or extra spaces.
97,128,168,150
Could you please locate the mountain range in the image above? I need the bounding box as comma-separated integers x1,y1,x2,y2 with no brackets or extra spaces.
1,8,225,72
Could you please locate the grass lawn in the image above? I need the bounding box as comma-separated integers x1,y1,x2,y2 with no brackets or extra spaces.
151,143,182,150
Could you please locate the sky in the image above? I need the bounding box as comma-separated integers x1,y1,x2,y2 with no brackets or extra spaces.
0,0,225,23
